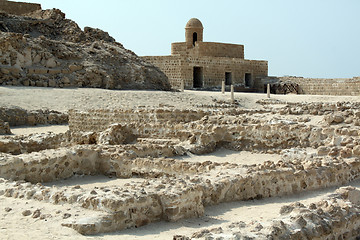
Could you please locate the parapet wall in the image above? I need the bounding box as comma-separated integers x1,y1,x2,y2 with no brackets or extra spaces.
0,1,41,15
280,76,360,96
171,42,244,59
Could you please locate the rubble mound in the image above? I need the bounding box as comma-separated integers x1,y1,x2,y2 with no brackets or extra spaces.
0,9,171,90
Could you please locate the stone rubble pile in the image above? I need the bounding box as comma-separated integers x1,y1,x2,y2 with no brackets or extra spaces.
1,101,360,236
180,187,360,239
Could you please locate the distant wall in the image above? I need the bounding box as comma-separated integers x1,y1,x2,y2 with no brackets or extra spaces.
69,109,206,132
0,1,41,15
280,77,360,96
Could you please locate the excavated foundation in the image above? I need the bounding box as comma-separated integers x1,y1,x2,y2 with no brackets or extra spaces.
1,101,360,239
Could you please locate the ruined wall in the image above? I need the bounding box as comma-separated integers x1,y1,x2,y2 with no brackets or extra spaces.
2,145,360,235
143,55,268,89
171,42,244,59
279,76,360,96
68,109,206,132
0,0,41,15
0,107,68,126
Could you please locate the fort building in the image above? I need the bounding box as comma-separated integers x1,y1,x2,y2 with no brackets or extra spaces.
142,18,268,90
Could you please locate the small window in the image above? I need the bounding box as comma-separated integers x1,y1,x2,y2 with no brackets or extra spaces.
193,32,197,46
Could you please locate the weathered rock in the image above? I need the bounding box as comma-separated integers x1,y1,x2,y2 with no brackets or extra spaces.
0,119,11,135
0,9,171,90
22,209,32,216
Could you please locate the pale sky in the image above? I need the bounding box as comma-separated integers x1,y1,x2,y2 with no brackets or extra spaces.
13,0,360,78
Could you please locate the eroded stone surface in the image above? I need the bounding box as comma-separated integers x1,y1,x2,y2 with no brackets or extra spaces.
1,100,360,237
0,8,170,90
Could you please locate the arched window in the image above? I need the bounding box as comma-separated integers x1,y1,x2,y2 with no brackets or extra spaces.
192,32,197,46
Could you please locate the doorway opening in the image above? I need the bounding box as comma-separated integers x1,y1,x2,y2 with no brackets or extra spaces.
192,32,197,46
245,73,252,87
193,67,203,88
225,72,232,85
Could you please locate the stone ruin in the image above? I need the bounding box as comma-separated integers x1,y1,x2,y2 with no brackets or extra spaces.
0,2,171,90
1,1,360,239
1,100,360,239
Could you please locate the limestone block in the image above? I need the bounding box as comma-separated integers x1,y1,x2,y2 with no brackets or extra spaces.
46,58,57,68
22,80,29,86
1,68,10,74
62,76,70,84
0,120,11,135
352,145,360,156
48,69,61,74
48,79,57,87
23,48,32,67
32,54,41,64
33,68,48,74
69,64,83,72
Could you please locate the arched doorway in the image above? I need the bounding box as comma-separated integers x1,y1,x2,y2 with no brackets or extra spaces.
192,32,197,46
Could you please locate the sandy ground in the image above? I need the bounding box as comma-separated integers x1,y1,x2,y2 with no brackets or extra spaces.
1,86,360,239
1,86,360,112
176,148,280,165
9,125,69,135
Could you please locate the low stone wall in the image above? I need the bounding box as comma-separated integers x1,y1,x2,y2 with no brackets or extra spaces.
0,107,68,126
1,144,360,234
184,186,360,239
68,109,206,132
68,107,360,156
277,77,360,96
0,132,68,154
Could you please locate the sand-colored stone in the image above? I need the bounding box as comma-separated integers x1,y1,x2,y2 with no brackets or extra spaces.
142,18,267,90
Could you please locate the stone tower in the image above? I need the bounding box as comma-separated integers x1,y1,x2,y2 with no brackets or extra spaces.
185,18,203,49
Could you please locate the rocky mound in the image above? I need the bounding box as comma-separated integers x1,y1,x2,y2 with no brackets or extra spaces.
0,8,171,90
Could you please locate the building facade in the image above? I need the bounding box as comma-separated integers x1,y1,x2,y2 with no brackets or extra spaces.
142,18,268,90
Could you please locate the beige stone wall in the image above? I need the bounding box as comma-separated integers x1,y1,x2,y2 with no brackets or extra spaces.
2,145,360,235
0,1,41,15
143,55,268,89
143,18,267,90
280,76,360,96
142,56,183,88
68,108,206,133
171,42,244,59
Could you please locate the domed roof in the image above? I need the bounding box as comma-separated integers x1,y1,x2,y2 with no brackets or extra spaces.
185,18,203,29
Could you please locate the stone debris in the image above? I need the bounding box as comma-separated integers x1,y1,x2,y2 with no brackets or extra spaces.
22,209,32,216
0,119,11,135
184,187,360,239
1,100,360,236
